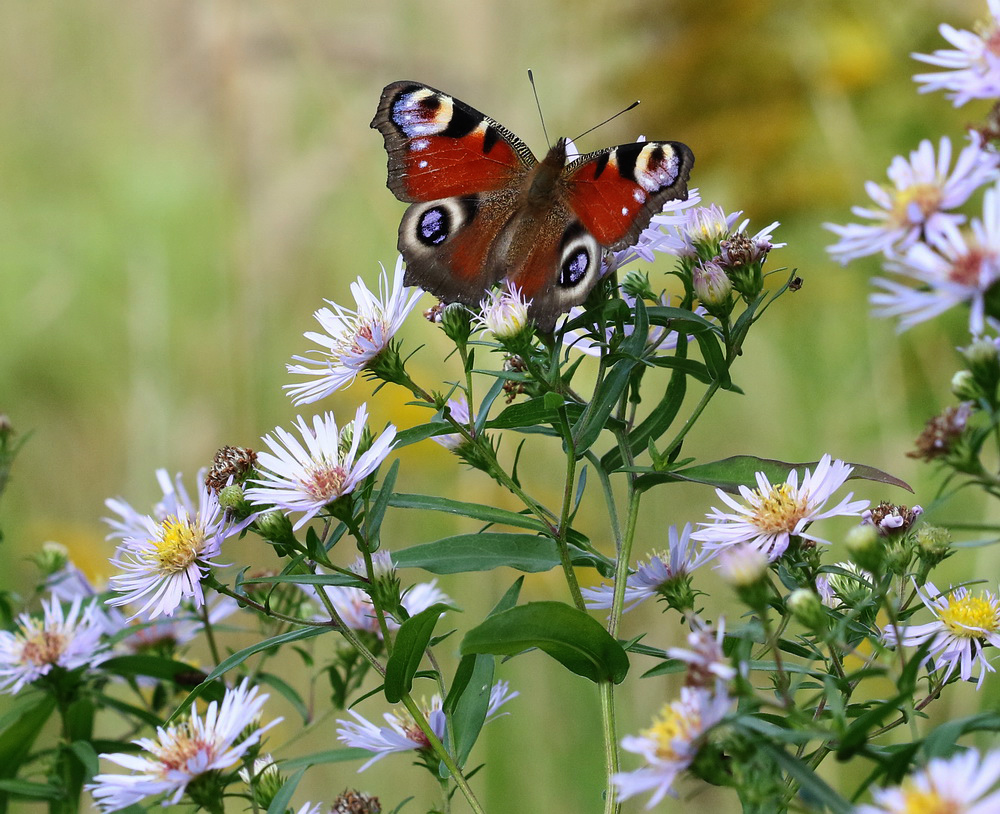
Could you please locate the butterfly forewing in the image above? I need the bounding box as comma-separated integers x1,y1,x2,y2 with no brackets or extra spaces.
565,141,695,249
371,81,536,203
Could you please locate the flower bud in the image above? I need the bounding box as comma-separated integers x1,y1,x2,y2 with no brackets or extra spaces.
716,544,770,608
332,789,382,814
915,524,953,569
620,270,657,302
692,261,734,316
951,369,981,401
239,756,285,810
205,445,257,492
32,541,70,576
440,302,473,345
846,523,883,574
254,510,299,556
787,588,827,631
962,337,1000,397
479,281,534,342
217,484,253,519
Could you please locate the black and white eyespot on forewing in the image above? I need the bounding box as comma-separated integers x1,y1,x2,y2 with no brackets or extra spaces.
401,198,477,253
558,223,602,290
631,143,680,192
391,88,454,137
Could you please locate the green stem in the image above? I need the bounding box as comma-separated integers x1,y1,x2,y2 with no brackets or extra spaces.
556,436,585,609
600,680,621,814
608,493,642,640
200,598,222,670
400,694,486,814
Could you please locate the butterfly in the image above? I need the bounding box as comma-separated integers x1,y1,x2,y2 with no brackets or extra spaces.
371,81,694,332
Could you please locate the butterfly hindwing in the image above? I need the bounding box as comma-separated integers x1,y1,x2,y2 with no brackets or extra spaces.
565,140,694,249
371,81,536,203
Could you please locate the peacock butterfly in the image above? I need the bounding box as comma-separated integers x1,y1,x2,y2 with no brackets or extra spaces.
371,81,694,332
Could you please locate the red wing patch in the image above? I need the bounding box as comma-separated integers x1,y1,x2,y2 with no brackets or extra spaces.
372,81,535,203
566,141,693,249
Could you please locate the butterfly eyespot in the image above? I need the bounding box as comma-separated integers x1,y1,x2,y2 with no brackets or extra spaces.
632,143,680,192
418,207,451,246
392,89,454,137
557,225,602,290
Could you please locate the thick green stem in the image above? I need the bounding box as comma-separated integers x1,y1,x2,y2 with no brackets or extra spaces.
600,680,621,814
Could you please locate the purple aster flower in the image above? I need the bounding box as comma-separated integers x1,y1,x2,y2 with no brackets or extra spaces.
826,136,999,264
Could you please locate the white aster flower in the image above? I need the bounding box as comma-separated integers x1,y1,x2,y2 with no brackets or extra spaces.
667,617,737,687
856,748,1000,814
87,679,280,812
609,188,703,269
612,685,732,808
337,680,516,771
826,136,999,264
714,543,770,587
0,595,110,695
285,255,422,404
912,2,1000,106
583,524,714,613
432,394,473,450
107,480,252,620
104,468,196,541
882,581,1000,689
692,455,870,561
478,280,533,338
244,405,397,530
872,184,1000,334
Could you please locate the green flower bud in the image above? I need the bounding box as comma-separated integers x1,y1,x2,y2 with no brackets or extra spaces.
620,270,657,303
787,588,827,631
915,524,953,569
846,523,883,574
951,369,982,401
440,302,473,345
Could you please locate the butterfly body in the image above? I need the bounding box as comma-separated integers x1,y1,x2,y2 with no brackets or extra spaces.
371,81,694,331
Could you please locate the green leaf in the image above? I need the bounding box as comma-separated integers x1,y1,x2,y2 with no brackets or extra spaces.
461,601,629,684
257,672,310,723
280,748,373,769
450,655,496,768
241,572,364,587
694,329,731,388
641,455,912,495
365,457,399,540
168,627,327,722
394,421,455,448
602,358,687,472
0,779,62,799
68,740,100,778
100,656,219,696
757,742,852,814
573,357,640,454
921,713,1000,758
385,603,451,703
395,533,569,574
0,694,56,779
266,767,305,814
386,493,550,531
487,397,584,431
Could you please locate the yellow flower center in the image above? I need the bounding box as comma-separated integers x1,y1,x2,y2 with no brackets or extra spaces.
150,722,212,775
891,183,943,227
21,630,67,666
148,517,205,573
938,591,1000,637
643,702,700,762
897,787,961,814
300,464,347,502
753,483,806,532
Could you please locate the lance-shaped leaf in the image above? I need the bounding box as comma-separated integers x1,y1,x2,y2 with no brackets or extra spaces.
384,603,451,703
461,601,629,684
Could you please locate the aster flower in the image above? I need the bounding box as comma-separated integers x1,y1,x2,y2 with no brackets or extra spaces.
285,255,422,404
307,565,450,638
432,394,474,450
337,680,517,771
909,402,975,461
583,524,715,613
857,748,1000,814
912,2,1000,107
666,617,737,687
612,685,732,808
104,468,194,541
478,280,533,339
87,679,280,812
872,186,1000,334
106,480,253,620
714,543,769,587
608,188,703,270
122,595,240,655
826,136,999,264
692,455,870,561
659,204,782,263
244,405,397,530
882,581,1000,689
0,595,110,695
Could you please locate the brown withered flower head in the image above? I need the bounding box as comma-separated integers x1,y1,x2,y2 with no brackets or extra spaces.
205,445,258,492
908,402,974,461
862,501,923,536
331,789,381,814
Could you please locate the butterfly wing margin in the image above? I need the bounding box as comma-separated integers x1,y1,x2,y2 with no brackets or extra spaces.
372,81,537,203
564,140,694,249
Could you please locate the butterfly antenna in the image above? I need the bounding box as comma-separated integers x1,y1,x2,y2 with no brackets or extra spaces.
572,100,640,143
527,69,551,149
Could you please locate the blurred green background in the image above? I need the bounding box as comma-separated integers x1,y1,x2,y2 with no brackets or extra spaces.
2,0,999,811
